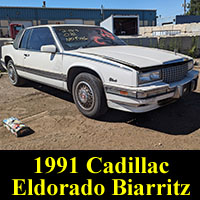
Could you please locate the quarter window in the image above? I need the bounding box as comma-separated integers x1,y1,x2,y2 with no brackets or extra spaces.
13,29,24,49
27,27,55,51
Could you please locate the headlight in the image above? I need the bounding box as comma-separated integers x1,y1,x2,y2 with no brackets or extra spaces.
188,60,193,71
138,70,161,84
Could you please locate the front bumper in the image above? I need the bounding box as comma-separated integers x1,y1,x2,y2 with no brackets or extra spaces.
104,70,199,113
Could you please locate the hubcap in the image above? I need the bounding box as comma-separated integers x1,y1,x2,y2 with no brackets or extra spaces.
76,81,94,110
8,63,17,84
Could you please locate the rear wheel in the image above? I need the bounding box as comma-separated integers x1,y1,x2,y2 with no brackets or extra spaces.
72,73,108,118
7,60,25,86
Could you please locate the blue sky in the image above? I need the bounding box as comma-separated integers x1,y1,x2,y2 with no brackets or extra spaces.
0,0,189,17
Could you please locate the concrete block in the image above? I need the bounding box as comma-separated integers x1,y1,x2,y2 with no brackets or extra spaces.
151,26,161,31
162,25,173,31
139,27,145,34
185,23,200,33
121,35,200,58
143,27,152,34
140,23,200,37
173,24,185,32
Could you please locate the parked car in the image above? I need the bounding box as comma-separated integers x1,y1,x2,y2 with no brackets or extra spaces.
0,25,199,118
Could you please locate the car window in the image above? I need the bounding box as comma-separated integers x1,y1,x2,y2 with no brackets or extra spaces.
27,27,55,51
53,26,126,50
19,29,31,49
13,29,24,49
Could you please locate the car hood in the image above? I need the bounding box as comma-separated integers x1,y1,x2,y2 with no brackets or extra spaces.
77,45,190,68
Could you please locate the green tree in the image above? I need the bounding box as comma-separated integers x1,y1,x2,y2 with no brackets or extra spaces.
187,0,200,15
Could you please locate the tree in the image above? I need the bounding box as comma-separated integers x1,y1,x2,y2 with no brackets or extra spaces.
187,0,200,15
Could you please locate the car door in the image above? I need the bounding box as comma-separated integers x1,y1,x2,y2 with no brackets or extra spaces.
10,29,28,72
23,27,64,89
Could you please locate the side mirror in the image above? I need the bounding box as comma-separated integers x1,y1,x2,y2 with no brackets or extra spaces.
40,45,56,53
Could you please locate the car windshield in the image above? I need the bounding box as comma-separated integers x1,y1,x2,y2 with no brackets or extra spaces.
53,26,126,50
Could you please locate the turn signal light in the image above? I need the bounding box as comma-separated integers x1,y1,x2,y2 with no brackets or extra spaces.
120,91,128,95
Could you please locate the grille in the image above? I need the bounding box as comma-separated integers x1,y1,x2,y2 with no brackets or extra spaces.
162,63,188,83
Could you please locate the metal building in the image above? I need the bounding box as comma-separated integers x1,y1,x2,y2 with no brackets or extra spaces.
0,6,156,37
176,15,200,24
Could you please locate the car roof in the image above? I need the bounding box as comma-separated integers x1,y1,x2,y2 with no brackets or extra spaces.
26,24,99,30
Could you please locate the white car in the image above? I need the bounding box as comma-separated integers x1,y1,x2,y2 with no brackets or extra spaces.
0,25,199,118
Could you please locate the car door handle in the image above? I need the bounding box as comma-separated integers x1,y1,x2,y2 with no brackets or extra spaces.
24,54,30,57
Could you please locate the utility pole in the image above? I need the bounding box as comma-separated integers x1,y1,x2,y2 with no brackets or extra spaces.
182,0,187,15
42,1,46,8
101,5,104,20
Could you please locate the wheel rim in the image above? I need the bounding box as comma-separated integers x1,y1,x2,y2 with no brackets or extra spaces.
75,81,95,111
8,62,17,84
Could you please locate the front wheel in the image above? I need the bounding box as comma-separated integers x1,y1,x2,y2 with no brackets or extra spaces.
72,73,108,118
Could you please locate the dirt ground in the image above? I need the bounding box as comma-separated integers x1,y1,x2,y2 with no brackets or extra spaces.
0,65,200,150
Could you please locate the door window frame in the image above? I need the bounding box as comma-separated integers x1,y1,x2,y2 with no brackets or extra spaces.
19,27,59,53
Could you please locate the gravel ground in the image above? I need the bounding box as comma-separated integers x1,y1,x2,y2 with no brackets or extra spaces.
0,64,200,150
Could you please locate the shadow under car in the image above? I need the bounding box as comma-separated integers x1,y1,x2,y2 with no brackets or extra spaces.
24,81,200,135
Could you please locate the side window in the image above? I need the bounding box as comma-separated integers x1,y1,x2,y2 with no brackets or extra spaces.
19,29,31,49
27,27,55,51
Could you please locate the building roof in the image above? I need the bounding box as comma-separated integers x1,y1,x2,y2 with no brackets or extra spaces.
0,6,157,24
0,6,156,12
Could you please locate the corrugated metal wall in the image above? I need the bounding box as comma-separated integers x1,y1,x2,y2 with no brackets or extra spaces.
0,7,36,20
176,15,200,24
0,7,156,25
104,9,156,21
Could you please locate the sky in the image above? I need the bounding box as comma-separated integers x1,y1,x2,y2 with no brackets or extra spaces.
0,0,190,17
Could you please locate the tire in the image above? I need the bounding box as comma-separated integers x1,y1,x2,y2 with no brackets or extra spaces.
72,73,108,118
7,60,25,86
